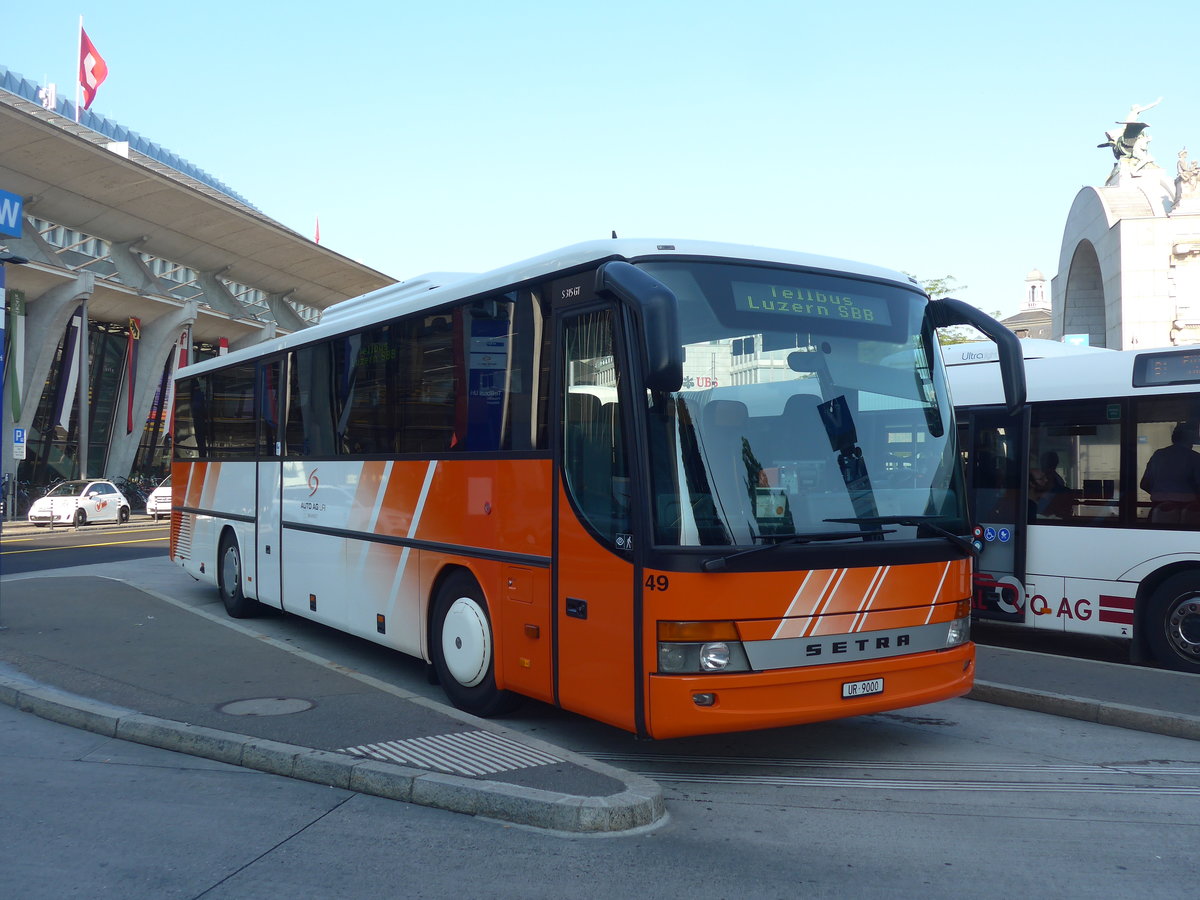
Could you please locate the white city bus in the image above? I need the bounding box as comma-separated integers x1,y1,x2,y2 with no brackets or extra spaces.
170,239,1024,738
948,341,1200,672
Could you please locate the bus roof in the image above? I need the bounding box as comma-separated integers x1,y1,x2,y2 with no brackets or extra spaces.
177,238,920,378
943,338,1112,367
947,343,1196,406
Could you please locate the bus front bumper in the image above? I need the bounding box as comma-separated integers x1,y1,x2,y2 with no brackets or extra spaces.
645,643,974,739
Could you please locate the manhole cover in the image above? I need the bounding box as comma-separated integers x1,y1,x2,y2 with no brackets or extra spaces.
218,697,314,716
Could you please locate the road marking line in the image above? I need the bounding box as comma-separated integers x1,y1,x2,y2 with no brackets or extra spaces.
1,537,166,555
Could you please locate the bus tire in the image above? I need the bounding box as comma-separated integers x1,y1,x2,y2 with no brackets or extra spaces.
431,572,520,718
1145,572,1200,674
218,532,258,619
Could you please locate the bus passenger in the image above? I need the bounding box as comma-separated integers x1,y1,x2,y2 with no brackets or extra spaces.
1140,423,1200,524
1030,451,1071,519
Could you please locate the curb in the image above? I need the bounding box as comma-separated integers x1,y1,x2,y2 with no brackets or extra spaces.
968,680,1200,742
0,671,665,834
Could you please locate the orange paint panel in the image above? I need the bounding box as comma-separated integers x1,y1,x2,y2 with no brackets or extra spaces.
498,565,554,703
184,461,207,509
555,481,637,733
804,567,880,635
774,569,843,639
199,462,221,510
645,644,973,739
649,560,971,643
350,460,388,532
376,459,553,557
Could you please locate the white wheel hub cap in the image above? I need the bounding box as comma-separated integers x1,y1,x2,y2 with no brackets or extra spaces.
442,597,490,687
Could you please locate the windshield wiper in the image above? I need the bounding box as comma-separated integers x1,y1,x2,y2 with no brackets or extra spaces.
824,516,978,557
702,528,894,572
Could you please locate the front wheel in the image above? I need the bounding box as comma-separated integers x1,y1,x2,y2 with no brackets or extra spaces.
74,508,87,527
431,572,520,717
218,533,259,618
118,506,130,524
1145,572,1200,674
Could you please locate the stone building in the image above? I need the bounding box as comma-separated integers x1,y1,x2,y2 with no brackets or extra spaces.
1052,100,1200,348
1000,268,1053,339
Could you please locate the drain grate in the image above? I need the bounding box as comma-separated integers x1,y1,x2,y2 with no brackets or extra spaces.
337,730,563,776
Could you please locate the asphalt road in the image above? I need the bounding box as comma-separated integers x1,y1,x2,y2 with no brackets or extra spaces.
1,533,1196,898
0,519,167,574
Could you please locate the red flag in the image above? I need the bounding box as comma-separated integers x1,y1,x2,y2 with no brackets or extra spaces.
79,28,108,110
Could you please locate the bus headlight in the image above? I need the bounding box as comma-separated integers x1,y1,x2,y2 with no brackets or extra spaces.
657,621,752,674
945,616,971,647
700,642,731,670
657,641,752,673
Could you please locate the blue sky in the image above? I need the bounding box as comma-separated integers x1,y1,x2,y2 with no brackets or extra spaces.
5,1,1196,317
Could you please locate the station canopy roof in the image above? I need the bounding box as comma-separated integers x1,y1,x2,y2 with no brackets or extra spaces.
0,87,394,314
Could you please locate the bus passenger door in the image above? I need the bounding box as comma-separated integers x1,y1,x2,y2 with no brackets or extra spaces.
255,357,284,609
553,306,640,733
963,407,1028,622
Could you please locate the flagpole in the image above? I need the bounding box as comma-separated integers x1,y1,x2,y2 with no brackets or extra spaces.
77,295,89,479
75,16,83,123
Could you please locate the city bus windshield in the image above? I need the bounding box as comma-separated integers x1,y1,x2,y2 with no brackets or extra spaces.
636,260,965,548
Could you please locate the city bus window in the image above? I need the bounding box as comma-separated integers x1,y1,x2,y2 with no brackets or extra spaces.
1028,400,1121,524
1134,396,1200,528
173,375,207,459
288,344,338,456
561,309,630,543
258,360,282,457
210,364,257,459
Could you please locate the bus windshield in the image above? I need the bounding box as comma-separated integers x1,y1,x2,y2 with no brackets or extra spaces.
636,260,964,547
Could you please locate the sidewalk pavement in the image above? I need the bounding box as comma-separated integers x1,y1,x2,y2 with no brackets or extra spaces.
0,576,663,834
1,562,1197,835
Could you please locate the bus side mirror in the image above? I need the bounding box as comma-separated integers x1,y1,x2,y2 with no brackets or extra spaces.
596,261,684,393
928,297,1027,415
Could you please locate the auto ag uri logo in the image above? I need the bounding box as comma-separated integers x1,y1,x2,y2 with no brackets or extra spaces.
307,468,320,497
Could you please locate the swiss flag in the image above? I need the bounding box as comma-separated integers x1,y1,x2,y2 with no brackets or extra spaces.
79,28,108,110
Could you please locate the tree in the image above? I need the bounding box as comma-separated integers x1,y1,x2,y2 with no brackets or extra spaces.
904,273,1000,345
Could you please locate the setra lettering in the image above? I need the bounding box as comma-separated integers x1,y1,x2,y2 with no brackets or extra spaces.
803,633,910,657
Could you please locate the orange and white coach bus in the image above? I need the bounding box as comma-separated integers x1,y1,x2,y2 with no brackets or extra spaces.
170,239,1024,738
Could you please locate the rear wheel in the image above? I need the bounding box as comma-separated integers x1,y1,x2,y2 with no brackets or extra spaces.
1145,572,1200,674
218,532,259,618
431,572,520,717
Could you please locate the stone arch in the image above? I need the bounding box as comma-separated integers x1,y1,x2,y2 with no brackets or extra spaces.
1060,240,1107,347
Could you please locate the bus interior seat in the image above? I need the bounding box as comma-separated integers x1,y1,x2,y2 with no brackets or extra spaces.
701,399,756,519
778,395,837,487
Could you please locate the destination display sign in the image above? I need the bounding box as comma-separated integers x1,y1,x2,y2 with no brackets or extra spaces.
732,281,891,326
1133,349,1200,387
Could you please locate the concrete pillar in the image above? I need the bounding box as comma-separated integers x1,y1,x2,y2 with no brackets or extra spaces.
197,270,254,318
229,321,276,352
0,273,95,479
109,238,176,295
0,215,58,265
267,292,310,332
104,300,199,478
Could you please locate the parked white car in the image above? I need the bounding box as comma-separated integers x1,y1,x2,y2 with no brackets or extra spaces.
27,479,131,527
146,475,172,520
